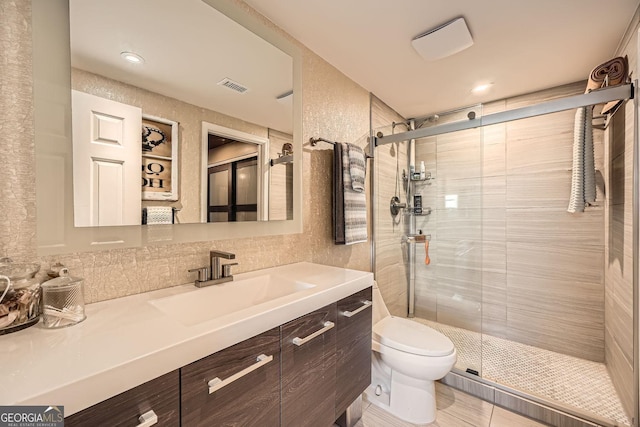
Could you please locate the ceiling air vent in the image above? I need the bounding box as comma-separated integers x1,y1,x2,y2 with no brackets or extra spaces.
217,78,249,94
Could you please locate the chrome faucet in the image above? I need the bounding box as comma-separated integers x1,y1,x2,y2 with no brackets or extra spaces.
210,250,235,280
188,250,238,288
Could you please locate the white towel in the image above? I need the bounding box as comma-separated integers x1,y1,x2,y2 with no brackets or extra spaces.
568,107,596,213
342,143,367,245
144,206,174,225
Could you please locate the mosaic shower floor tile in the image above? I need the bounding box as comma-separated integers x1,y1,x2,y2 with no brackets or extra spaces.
413,318,631,427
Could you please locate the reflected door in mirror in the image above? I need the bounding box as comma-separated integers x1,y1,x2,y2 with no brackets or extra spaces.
72,90,142,227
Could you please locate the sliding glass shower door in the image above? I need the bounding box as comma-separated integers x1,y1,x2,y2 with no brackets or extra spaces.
411,107,484,377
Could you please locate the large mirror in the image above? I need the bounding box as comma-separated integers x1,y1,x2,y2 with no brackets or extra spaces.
33,0,302,255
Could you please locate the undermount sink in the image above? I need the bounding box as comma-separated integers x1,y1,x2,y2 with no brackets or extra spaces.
150,274,316,326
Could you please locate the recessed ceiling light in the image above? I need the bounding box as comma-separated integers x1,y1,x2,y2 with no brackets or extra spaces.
120,51,145,64
472,83,493,94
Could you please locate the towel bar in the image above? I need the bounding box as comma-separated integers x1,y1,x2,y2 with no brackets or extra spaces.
309,137,374,159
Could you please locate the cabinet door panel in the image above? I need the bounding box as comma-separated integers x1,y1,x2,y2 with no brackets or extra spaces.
281,303,337,427
65,370,179,427
181,327,280,427
335,287,372,417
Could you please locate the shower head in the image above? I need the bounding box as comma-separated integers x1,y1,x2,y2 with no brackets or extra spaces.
415,114,439,129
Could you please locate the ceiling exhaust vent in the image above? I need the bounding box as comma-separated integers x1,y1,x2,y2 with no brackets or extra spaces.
217,78,248,94
412,17,473,61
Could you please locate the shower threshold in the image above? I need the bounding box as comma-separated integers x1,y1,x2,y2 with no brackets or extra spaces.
413,318,631,427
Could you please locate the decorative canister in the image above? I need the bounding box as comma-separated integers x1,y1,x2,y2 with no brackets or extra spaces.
0,257,42,335
41,270,86,329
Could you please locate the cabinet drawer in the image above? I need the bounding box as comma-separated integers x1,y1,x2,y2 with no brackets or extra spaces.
181,327,280,427
281,303,337,427
65,370,179,427
336,287,372,418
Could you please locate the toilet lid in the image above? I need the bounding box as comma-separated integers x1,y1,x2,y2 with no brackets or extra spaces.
373,316,455,357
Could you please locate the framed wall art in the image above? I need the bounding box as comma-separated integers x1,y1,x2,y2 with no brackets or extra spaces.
141,115,179,201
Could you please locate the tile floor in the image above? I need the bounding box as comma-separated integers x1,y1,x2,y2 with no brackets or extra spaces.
352,383,547,427
414,318,631,427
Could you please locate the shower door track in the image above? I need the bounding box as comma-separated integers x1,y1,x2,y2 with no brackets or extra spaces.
373,83,634,145
444,369,619,427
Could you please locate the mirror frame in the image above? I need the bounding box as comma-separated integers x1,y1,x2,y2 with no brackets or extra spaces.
33,0,303,256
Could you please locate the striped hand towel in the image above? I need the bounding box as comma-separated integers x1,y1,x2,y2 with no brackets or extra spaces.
342,143,367,245
348,144,366,192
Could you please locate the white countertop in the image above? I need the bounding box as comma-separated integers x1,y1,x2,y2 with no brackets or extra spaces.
0,262,373,415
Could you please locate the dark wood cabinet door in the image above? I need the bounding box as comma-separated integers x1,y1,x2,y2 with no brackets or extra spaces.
281,303,337,427
65,370,180,427
181,327,280,427
335,287,372,418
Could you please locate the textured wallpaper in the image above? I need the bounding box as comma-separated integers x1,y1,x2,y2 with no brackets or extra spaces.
0,0,37,260
0,0,372,303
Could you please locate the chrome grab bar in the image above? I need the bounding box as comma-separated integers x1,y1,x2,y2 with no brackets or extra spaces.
292,321,335,346
342,300,372,318
208,354,274,394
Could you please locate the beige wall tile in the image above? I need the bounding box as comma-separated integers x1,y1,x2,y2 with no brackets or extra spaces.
604,328,634,416
372,95,409,317
507,273,604,361
506,207,604,246
506,170,573,209
506,242,603,284
482,176,506,209
436,178,482,210
437,147,482,180
603,12,638,417
436,209,482,241
505,111,574,175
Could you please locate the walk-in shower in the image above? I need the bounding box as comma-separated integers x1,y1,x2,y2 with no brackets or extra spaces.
372,81,638,427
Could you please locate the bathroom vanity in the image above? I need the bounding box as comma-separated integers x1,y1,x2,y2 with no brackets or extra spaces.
0,263,373,426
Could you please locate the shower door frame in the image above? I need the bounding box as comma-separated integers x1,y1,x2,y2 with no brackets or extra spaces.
372,81,639,427
633,29,640,427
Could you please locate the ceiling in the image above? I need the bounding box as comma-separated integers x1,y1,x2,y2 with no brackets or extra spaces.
244,0,639,119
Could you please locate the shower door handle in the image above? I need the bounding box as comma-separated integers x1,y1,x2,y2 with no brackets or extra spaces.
342,300,372,318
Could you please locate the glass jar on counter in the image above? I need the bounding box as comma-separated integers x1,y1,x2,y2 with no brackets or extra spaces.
0,258,42,335
41,273,86,329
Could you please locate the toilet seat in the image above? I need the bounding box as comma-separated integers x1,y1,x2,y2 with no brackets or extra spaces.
373,316,454,357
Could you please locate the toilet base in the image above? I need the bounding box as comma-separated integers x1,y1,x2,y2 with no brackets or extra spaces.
365,367,437,424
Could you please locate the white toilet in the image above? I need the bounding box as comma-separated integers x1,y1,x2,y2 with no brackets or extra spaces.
365,284,457,424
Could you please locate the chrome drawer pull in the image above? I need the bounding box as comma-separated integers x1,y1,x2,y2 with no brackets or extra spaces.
343,300,372,318
292,321,335,346
208,354,274,394
137,410,158,427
